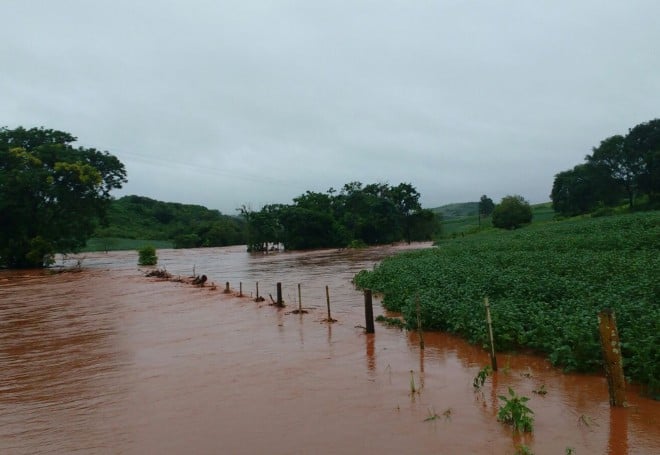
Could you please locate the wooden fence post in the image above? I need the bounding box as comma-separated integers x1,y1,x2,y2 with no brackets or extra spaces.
416,294,424,349
484,297,498,371
364,289,375,334
598,309,626,407
325,286,333,321
239,282,243,297
298,283,302,313
276,282,283,306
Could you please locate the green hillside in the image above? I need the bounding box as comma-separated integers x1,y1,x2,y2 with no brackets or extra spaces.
89,195,246,250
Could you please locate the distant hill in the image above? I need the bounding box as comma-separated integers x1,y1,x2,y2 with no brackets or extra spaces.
431,202,479,219
93,195,246,248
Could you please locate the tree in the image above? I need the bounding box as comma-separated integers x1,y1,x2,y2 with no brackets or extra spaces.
550,163,620,216
586,135,644,208
624,118,660,203
479,195,495,217
0,127,127,267
492,195,532,229
388,182,423,243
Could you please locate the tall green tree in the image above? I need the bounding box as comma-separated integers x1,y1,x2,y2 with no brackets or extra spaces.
479,195,495,217
624,118,660,203
0,127,127,267
550,163,620,216
586,134,644,208
492,195,532,229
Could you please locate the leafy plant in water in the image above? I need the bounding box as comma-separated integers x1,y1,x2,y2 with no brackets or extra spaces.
424,407,439,421
514,444,534,455
138,245,157,266
532,384,547,395
473,365,493,390
497,387,534,432
409,370,420,395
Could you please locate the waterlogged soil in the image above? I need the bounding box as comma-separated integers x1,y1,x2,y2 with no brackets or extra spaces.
1,244,658,455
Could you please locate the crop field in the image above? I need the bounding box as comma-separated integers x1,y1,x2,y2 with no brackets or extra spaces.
355,211,660,396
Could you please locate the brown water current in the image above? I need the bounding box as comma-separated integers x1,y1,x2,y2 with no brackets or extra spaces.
1,244,658,454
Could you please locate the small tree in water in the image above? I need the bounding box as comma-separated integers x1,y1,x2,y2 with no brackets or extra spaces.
138,245,157,266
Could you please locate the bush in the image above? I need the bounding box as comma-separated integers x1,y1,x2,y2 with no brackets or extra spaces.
138,245,158,266
492,195,532,229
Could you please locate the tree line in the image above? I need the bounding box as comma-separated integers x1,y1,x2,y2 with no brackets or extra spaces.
550,118,660,216
239,182,440,252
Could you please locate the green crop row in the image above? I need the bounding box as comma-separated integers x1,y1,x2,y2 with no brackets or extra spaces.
354,212,660,396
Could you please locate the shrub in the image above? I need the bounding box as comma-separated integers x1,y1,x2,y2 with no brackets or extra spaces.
138,245,158,266
492,195,532,229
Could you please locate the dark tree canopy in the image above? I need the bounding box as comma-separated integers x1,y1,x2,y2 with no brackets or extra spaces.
492,195,532,229
240,182,438,252
550,163,619,216
479,195,495,216
551,118,660,215
0,127,127,267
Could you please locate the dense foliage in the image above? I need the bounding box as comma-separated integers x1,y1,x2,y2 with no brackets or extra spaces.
137,245,158,266
0,127,126,267
354,212,660,395
551,118,660,215
96,195,246,248
240,182,439,252
491,195,532,229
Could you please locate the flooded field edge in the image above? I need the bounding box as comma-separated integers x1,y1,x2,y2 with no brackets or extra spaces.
1,244,658,454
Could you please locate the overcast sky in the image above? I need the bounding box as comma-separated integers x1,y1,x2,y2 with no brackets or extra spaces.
2,1,659,213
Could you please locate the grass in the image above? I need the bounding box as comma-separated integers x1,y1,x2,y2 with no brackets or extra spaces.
81,237,173,252
437,202,556,238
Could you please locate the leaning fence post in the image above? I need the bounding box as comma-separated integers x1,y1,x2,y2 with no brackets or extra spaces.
364,289,375,334
324,285,334,321
598,309,626,407
484,297,498,371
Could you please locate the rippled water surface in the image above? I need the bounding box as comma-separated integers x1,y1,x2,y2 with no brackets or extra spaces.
1,244,658,454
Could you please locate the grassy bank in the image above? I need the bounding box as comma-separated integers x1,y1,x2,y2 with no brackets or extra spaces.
354,211,660,396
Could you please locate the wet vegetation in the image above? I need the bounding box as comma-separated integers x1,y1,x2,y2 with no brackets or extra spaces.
137,245,158,266
94,195,247,248
354,211,660,395
0,127,127,267
240,181,440,252
497,387,534,433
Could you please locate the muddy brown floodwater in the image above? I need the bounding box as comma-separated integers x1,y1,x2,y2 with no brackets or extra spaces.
1,244,658,454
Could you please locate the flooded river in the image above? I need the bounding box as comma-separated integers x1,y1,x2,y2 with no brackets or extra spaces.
1,244,658,454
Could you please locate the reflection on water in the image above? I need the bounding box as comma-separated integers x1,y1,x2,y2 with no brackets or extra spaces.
0,244,658,454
